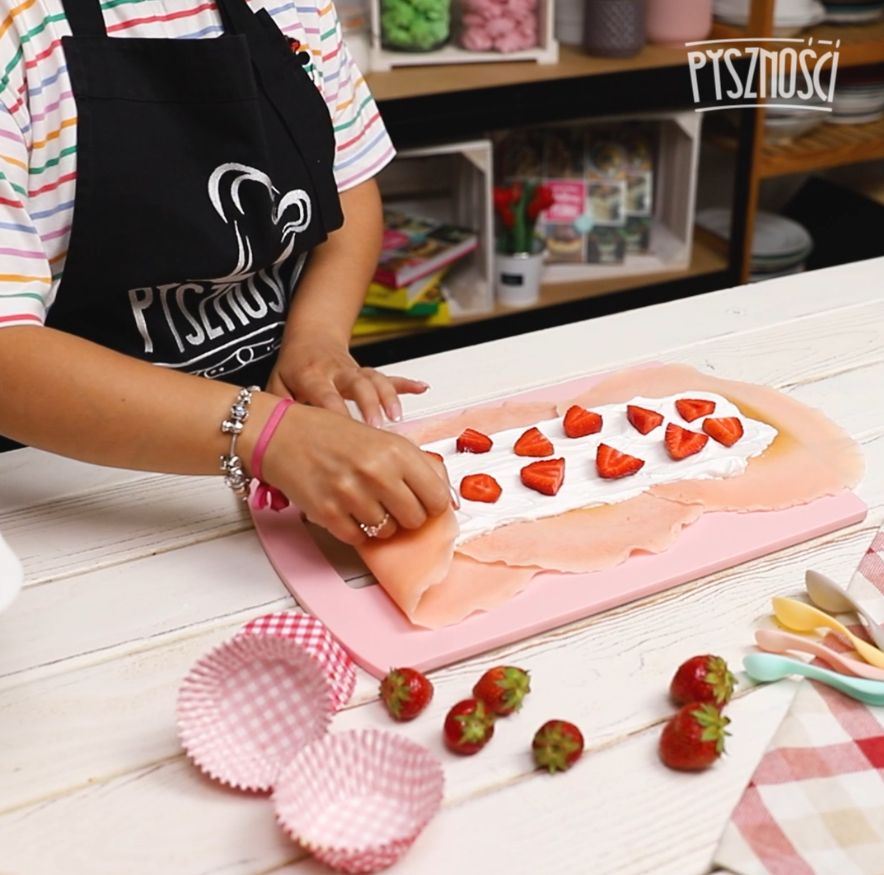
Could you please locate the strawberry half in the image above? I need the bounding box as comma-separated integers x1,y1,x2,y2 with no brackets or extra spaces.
456,428,493,454
664,423,709,460
443,698,495,755
424,450,444,464
473,666,531,716
460,473,502,504
703,416,744,447
532,720,585,774
563,405,603,439
627,405,664,435
520,458,565,496
514,427,554,458
670,654,737,707
659,703,730,771
596,443,645,480
676,398,717,422
379,667,434,722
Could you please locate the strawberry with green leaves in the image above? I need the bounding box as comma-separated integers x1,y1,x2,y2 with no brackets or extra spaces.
443,698,495,755
670,654,737,707
659,703,730,771
379,667,433,722
532,720,585,773
473,666,531,716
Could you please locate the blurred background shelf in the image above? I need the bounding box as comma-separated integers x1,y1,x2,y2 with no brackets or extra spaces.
759,118,884,177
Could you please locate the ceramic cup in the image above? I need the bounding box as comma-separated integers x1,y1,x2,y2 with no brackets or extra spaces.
645,0,712,45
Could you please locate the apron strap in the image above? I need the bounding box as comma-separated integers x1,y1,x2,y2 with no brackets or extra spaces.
213,0,255,34
61,0,108,38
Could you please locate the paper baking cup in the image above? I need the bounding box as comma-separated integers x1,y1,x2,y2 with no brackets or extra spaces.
177,633,333,792
241,612,356,710
273,729,444,873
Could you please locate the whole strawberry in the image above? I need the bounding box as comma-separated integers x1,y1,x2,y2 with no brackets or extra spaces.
670,654,737,707
473,666,531,716
659,703,730,771
532,720,584,773
379,667,433,721
443,698,495,755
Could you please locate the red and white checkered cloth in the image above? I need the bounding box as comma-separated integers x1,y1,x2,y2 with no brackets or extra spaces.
714,528,884,875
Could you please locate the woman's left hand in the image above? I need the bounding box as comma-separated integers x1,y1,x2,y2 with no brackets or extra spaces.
267,336,429,427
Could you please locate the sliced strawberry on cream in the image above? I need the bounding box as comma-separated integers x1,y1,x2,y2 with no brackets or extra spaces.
703,416,744,447
665,423,709,460
676,398,717,422
521,458,565,496
460,474,502,504
627,405,663,435
596,444,645,479
457,428,493,454
514,427,554,457
563,405,603,438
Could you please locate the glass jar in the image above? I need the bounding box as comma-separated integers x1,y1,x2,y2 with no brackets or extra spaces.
381,0,451,51
582,0,646,58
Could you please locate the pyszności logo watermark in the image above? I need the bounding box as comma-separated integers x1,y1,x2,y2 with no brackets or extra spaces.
687,38,840,112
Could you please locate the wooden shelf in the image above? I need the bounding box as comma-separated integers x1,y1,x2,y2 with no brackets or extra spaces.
365,44,692,102
709,20,884,68
760,117,884,177
351,233,727,347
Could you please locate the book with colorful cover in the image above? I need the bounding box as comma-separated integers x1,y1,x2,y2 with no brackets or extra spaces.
364,269,447,311
354,285,450,337
374,210,478,288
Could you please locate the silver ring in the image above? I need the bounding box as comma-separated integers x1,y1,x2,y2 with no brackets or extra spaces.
359,512,391,538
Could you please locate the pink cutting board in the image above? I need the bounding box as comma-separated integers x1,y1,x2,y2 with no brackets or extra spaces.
251,371,867,678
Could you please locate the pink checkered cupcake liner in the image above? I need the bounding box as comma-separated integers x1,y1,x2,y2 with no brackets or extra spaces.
177,633,334,792
273,728,445,874
241,611,356,711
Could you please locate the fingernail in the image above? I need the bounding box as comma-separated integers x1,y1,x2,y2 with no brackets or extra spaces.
449,484,461,509
417,381,430,391
368,415,382,428
389,400,403,422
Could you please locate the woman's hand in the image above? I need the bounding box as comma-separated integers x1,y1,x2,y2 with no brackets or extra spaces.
267,336,428,427
259,401,451,545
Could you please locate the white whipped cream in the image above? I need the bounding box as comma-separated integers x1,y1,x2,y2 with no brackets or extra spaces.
422,392,778,545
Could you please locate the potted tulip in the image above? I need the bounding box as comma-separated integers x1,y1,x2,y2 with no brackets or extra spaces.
493,181,554,307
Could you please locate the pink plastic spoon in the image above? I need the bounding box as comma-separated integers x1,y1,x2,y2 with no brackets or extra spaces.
755,628,884,681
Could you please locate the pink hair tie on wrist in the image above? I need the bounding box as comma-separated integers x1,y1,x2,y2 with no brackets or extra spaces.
250,398,295,512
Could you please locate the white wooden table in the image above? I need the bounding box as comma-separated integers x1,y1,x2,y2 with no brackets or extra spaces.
2,258,883,875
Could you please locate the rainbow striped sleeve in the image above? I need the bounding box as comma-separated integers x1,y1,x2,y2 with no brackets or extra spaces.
276,1,394,191
0,99,51,328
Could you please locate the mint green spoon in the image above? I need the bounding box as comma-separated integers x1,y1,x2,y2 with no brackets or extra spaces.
744,652,884,706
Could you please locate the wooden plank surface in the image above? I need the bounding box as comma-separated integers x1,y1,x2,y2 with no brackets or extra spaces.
1,257,883,874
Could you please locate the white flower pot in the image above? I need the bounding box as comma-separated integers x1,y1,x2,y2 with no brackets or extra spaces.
495,245,546,308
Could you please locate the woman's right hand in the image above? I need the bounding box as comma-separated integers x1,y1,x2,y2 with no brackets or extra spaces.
258,402,452,545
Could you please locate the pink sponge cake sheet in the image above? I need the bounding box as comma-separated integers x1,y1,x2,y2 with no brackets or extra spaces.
565,364,865,512
355,364,864,629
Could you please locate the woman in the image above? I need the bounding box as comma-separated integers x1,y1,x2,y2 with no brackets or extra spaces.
0,0,451,544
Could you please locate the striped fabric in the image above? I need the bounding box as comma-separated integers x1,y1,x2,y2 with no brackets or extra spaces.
0,0,394,327
714,529,884,875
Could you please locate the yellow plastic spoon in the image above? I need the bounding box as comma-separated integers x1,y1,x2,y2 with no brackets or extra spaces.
772,596,884,669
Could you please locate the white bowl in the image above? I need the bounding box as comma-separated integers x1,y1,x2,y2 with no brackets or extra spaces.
0,534,23,615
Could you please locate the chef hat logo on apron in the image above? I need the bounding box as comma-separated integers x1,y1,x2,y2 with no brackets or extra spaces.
46,0,345,388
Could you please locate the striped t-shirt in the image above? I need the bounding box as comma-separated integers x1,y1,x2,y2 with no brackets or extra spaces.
0,0,394,328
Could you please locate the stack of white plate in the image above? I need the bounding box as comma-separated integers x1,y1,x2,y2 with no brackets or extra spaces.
823,0,884,23
697,208,814,282
555,0,583,46
715,0,826,34
828,78,884,124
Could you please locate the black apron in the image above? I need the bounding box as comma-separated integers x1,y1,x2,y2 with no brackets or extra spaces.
45,0,343,385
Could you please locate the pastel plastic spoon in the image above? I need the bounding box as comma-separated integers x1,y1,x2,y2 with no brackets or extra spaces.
771,596,884,669
744,652,884,706
755,629,884,681
804,569,884,651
